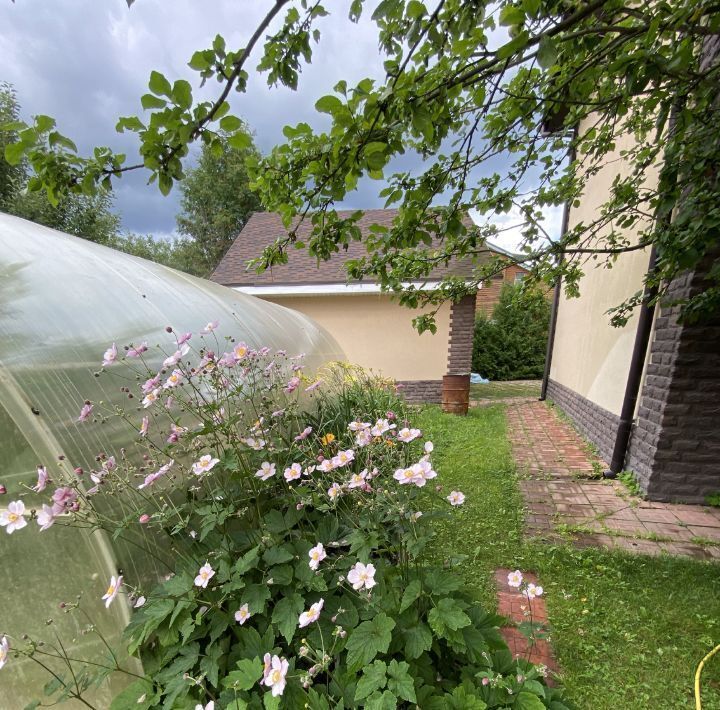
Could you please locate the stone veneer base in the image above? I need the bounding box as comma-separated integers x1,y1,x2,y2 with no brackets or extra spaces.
397,380,443,404
545,379,619,465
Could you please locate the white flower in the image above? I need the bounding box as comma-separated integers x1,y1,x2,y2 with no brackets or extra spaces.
163,369,183,389
37,504,55,531
308,543,327,571
347,561,377,591
327,483,342,500
195,703,214,710
102,575,123,608
370,418,395,437
355,429,372,447
262,654,289,697
411,460,437,487
0,636,9,670
201,320,219,334
318,458,335,473
140,416,149,437
348,420,371,432
142,387,161,408
397,427,422,443
102,342,117,367
284,463,303,482
0,501,27,534
524,583,544,600
393,467,417,486
194,562,215,588
235,603,251,625
134,596,146,608
256,462,276,481
233,342,248,360
347,471,367,489
298,598,324,628
411,511,423,522
192,454,220,476
447,490,465,506
33,466,49,492
424,441,434,454
333,449,355,468
243,437,266,451
507,570,523,588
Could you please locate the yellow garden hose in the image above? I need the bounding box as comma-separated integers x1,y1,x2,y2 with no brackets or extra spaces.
695,642,720,709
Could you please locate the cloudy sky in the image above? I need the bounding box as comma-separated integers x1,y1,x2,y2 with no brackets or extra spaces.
0,0,560,250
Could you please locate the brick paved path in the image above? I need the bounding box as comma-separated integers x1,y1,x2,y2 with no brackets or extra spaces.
506,400,720,560
495,569,559,678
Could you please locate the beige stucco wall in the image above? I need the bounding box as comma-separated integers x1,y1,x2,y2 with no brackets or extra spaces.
550,122,658,415
264,294,452,381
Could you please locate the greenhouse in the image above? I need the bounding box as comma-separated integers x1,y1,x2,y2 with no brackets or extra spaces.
0,213,342,707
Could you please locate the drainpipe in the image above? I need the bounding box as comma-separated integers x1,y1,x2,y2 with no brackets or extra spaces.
603,246,658,478
540,137,577,401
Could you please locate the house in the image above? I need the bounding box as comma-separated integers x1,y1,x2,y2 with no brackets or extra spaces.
541,125,720,504
211,209,522,402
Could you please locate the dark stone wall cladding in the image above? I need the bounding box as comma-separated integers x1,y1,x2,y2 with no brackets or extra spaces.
447,294,477,375
397,380,443,404
626,254,720,503
546,379,619,465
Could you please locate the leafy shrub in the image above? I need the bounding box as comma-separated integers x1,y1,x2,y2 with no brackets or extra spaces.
472,284,550,381
2,325,571,709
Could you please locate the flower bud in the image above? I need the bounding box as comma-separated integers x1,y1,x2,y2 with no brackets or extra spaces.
0,484,6,495
74,467,83,476
139,514,150,524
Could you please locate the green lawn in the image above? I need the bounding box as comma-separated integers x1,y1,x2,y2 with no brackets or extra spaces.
470,379,542,401
416,404,720,710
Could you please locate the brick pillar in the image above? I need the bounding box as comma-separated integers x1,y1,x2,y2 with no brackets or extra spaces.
626,252,720,502
447,293,477,374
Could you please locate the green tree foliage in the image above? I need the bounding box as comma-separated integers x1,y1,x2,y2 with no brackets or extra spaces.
3,1,719,330
176,131,261,276
472,283,550,381
0,82,120,243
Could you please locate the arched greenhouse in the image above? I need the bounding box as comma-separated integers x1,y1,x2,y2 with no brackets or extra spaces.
0,213,343,707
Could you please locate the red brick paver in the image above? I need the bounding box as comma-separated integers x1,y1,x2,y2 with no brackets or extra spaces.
495,569,559,677
507,400,720,560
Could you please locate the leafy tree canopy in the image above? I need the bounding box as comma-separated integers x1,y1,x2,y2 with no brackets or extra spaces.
176,129,261,276
2,0,718,331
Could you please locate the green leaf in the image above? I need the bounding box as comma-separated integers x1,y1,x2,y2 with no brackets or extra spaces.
399,579,422,613
148,70,172,97
386,659,416,703
403,622,432,659
228,131,252,150
315,95,344,115
141,94,167,110
263,545,295,566
34,115,56,132
116,116,145,133
346,613,395,669
200,643,224,688
222,657,263,691
234,546,260,575
496,30,529,60
355,660,387,701
365,690,397,710
244,583,271,614
537,36,558,69
499,5,525,26
513,692,547,710
272,593,305,644
158,173,173,196
4,142,26,165
109,679,158,710
188,50,212,71
172,79,192,109
428,598,471,637
219,115,244,132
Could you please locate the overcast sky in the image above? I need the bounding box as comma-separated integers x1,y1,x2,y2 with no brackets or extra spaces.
0,0,560,251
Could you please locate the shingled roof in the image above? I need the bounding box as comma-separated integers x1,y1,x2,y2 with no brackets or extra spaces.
210,209,517,287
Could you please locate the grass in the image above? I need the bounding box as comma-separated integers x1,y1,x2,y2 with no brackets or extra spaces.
470,379,541,401
415,404,720,710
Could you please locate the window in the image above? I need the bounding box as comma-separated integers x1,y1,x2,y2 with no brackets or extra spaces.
514,272,525,284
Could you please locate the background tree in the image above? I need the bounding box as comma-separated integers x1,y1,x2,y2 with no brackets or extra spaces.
0,81,120,243
176,131,261,276
3,0,718,331
472,282,551,381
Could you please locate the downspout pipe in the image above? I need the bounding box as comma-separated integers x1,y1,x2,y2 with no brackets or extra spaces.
603,245,658,478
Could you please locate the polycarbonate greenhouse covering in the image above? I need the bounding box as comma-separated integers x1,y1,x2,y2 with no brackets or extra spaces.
0,212,343,707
